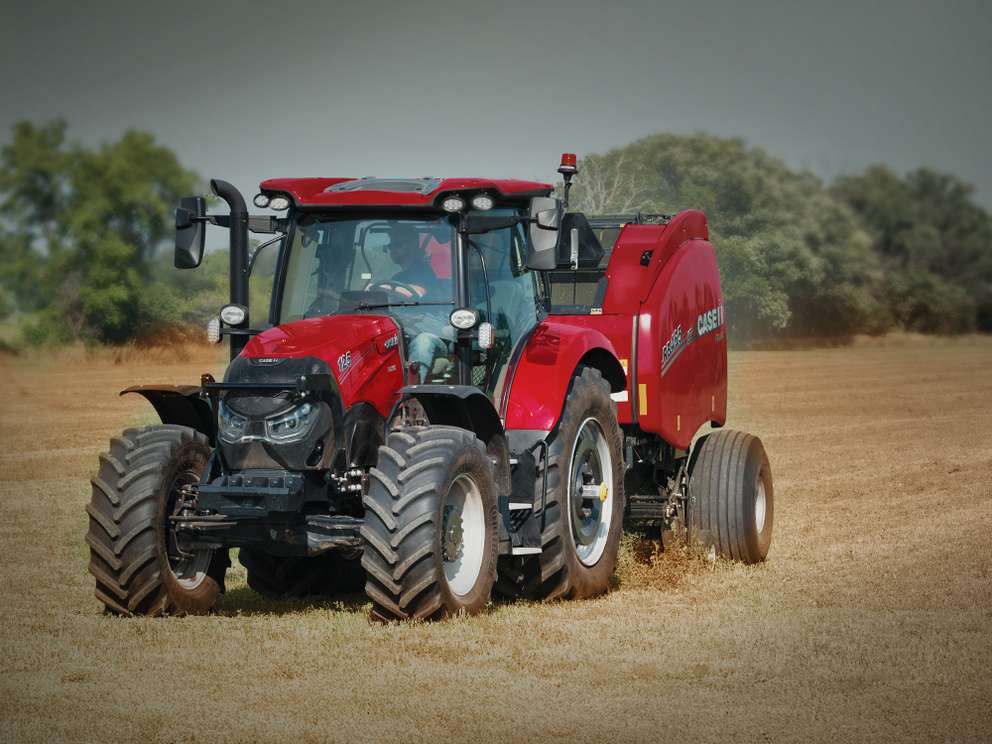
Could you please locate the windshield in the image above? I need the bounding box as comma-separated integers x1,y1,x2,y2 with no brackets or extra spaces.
279,214,455,322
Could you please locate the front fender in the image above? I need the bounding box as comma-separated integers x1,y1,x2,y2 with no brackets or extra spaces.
501,320,626,432
121,385,215,443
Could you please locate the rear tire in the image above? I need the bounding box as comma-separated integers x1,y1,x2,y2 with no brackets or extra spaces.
496,367,625,601
86,425,228,616
361,426,499,621
239,549,364,598
688,430,773,563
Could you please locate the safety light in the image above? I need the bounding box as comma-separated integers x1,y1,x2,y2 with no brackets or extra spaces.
441,194,465,213
253,193,270,208
206,317,222,344
268,195,291,211
478,321,494,350
471,193,494,211
450,308,479,330
220,304,247,326
558,152,578,175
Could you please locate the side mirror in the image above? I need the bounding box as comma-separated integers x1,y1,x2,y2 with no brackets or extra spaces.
526,196,561,270
174,196,206,269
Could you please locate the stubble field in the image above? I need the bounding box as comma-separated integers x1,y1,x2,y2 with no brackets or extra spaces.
1,337,990,743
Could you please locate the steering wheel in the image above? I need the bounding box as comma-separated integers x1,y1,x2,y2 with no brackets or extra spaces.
368,280,427,300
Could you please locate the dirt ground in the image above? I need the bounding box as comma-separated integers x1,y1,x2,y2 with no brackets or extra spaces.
0,337,990,743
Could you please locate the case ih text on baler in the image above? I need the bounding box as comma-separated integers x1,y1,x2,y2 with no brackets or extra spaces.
86,155,773,621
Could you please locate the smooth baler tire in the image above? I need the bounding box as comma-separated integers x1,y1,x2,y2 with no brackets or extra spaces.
361,426,499,622
688,430,773,563
239,549,364,598
86,425,227,616
496,367,625,601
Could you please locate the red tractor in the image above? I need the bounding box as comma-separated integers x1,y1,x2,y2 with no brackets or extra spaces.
86,155,773,621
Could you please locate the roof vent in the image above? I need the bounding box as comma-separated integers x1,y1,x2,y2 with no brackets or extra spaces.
326,177,441,194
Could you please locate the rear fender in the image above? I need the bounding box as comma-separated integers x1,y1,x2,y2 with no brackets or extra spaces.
502,320,626,432
121,385,215,443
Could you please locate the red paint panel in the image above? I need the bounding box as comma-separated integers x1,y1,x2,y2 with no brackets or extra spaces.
502,320,625,431
258,177,553,208
635,239,727,449
242,314,404,419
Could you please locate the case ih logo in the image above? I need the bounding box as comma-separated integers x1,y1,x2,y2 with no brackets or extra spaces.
249,357,284,366
662,304,724,376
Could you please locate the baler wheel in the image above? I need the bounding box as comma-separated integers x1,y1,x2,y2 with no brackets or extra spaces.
86,425,228,616
496,367,625,601
688,430,773,563
361,426,499,621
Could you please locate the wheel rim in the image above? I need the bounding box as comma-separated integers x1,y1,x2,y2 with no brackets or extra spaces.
165,468,211,590
442,473,486,597
754,476,767,533
567,417,614,567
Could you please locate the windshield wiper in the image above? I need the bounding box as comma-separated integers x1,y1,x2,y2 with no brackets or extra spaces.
351,301,454,310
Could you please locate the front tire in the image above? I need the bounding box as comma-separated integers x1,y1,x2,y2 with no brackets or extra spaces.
688,430,773,563
497,367,625,601
86,425,227,616
361,426,499,621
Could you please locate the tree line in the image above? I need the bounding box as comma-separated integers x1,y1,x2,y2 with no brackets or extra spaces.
1,121,989,345
571,133,992,338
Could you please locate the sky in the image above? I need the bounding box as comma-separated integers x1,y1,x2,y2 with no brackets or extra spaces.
2,0,991,205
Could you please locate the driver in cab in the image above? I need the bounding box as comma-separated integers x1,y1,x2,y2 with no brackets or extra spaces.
379,223,438,300
377,223,451,382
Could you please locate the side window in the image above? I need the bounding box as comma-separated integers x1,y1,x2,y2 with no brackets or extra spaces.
280,230,319,322
467,216,541,393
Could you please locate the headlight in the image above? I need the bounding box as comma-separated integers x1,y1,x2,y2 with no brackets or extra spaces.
265,402,317,442
220,304,247,326
218,401,248,443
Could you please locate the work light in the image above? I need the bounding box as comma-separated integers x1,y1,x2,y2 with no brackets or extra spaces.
471,193,494,211
450,308,479,330
253,193,270,208
268,195,291,211
441,195,465,212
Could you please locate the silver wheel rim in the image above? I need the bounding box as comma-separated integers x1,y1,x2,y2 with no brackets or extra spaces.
171,551,211,590
166,470,211,590
442,473,486,597
567,417,614,567
754,477,767,533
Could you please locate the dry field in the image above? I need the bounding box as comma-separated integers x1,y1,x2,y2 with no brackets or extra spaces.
1,337,990,743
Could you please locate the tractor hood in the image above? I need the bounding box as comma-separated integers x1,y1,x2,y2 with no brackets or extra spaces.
238,314,405,418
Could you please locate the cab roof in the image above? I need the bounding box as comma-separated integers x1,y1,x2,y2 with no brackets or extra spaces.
258,177,554,209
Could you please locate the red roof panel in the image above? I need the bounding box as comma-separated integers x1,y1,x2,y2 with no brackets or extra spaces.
258,177,553,207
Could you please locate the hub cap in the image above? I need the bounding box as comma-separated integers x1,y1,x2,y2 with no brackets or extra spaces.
754,477,767,533
568,418,614,567
165,469,211,590
442,474,485,596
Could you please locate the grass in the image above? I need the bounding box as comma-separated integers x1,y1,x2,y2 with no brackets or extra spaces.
1,336,991,743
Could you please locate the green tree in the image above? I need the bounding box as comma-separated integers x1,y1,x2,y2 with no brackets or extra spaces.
833,166,992,331
0,121,199,343
571,133,890,339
